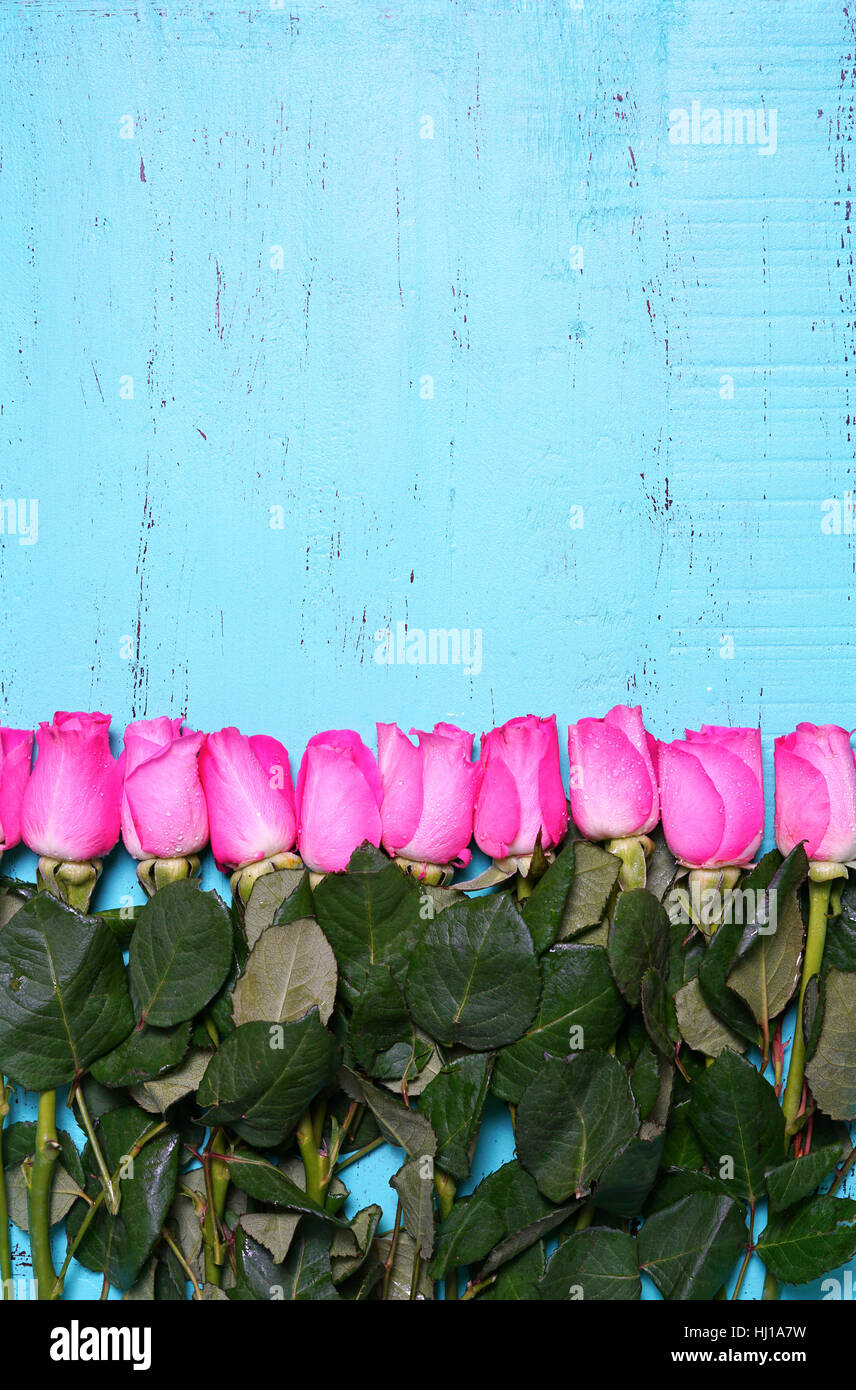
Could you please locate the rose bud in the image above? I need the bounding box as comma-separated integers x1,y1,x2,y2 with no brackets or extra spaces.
200,726,297,873
568,705,659,840
21,712,122,906
119,722,207,895
0,727,34,854
774,723,856,864
377,722,479,881
121,717,208,862
568,704,660,889
297,729,382,874
774,723,856,1137
473,714,568,869
659,725,764,869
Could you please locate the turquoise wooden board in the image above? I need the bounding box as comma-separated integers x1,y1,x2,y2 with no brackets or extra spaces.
1,0,855,1299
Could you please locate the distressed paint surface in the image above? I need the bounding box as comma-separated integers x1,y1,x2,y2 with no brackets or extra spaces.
0,0,853,1299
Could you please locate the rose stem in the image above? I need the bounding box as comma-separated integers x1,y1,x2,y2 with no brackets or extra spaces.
296,1105,326,1206
27,1090,60,1300
51,1120,167,1299
380,1202,402,1300
730,1203,754,1300
71,1081,120,1214
434,1168,457,1300
202,1127,230,1288
781,876,832,1140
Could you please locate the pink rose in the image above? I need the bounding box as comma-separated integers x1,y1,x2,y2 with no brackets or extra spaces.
296,730,382,873
21,711,122,861
775,723,856,863
473,714,568,860
200,726,297,871
659,725,764,868
568,705,659,840
121,717,208,860
0,728,34,853
377,722,479,867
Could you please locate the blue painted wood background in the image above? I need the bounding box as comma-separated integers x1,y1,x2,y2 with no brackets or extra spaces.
1,0,854,1300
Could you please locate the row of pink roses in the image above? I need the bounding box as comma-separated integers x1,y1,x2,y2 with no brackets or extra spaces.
0,709,850,876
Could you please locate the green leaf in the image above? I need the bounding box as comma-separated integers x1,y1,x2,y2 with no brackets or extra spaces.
198,1013,337,1147
608,889,670,1006
338,1068,436,1157
638,1193,747,1300
595,1061,672,1218
805,968,856,1120
556,841,620,940
204,915,248,1045
727,866,806,1025
521,840,576,953
492,945,626,1105
757,1195,856,1284
90,1020,191,1088
429,1160,554,1279
66,1107,181,1292
478,1243,545,1300
231,917,337,1028
662,1098,706,1171
0,893,134,1089
3,1121,85,1189
668,919,706,991
825,875,856,972
376,1034,435,1090
476,1199,579,1278
378,1037,442,1095
640,966,673,1056
419,1053,492,1182
698,921,760,1046
594,1133,665,1219
131,1047,211,1114
244,867,312,949
330,1204,383,1284
313,847,424,1006
766,1146,843,1213
5,1144,84,1232
630,1044,661,1118
390,1158,435,1258
154,1242,187,1301
129,883,233,1027
405,894,540,1050
803,973,825,1065
539,1227,641,1301
347,965,424,1081
123,1258,157,1302
227,1149,345,1223
239,1212,300,1265
645,827,679,901
375,1230,433,1300
688,1049,784,1204
674,978,747,1058
516,1052,638,1203
645,1167,735,1216
230,1221,340,1301
0,878,35,929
